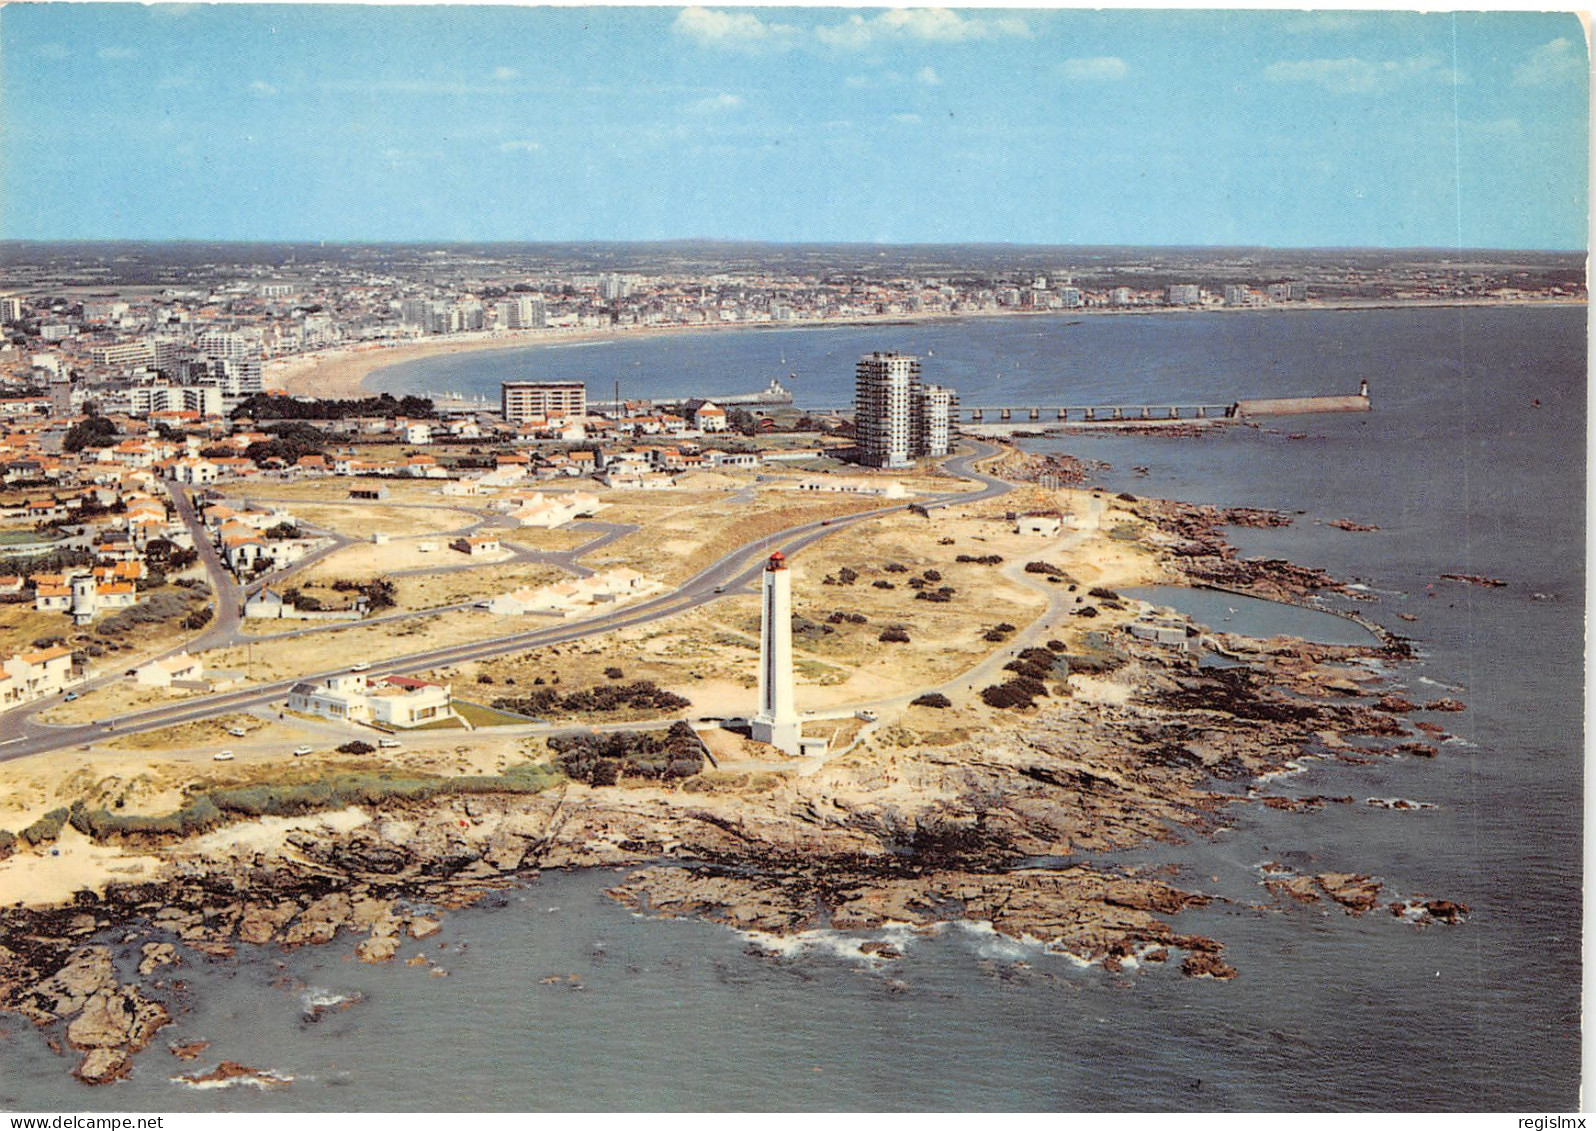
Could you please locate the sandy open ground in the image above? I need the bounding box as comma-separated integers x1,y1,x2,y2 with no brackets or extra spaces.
289,503,479,541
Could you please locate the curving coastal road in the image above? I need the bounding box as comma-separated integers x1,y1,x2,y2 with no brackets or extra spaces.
0,443,1011,763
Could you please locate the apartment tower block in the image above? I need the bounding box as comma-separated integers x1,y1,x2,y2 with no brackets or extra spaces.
501,380,587,422
853,352,956,469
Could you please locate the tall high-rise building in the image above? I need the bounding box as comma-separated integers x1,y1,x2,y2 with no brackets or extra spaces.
502,295,547,330
1167,284,1201,306
501,380,587,422
912,382,955,458
751,552,801,756
853,352,918,469
853,352,957,469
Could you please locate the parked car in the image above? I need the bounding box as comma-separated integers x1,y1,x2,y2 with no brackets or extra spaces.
378,738,401,749
292,745,313,757
226,727,247,738
63,691,79,702
213,750,235,761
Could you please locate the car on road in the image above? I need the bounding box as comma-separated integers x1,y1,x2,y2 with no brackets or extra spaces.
378,738,402,749
351,662,371,672
213,750,235,761
292,745,314,757
855,710,878,722
63,691,79,702
713,585,725,594
226,727,247,738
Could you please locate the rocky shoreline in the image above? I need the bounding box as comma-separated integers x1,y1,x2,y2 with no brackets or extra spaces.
0,485,1468,1088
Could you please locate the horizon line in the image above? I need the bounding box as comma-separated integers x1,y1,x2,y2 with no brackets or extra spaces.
0,238,1586,256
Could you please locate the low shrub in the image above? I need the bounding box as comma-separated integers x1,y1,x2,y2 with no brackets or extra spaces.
911,692,952,708
68,796,224,841
19,806,70,845
338,740,376,754
879,625,910,643
979,677,1048,710
493,680,690,719
550,721,707,785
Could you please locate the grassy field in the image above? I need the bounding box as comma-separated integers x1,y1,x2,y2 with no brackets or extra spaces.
289,503,479,540
261,560,567,616
205,608,518,682
451,700,534,727
238,480,494,508
0,528,60,545
106,711,288,753
500,527,599,553
589,491,888,585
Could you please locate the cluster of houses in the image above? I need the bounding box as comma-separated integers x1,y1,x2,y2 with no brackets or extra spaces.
198,499,320,576
484,566,655,617
486,490,605,528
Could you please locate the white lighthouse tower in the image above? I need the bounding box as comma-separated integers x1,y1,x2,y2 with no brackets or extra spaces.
751,551,801,755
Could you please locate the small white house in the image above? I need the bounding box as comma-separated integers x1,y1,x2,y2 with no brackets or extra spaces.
135,652,204,688
1016,514,1063,537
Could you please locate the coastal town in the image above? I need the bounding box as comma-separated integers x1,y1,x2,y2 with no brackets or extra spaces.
0,245,1547,1089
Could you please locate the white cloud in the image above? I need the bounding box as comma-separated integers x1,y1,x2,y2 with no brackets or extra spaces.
816,9,1029,50
915,66,941,86
97,46,138,61
34,43,71,60
891,112,922,125
1058,56,1128,82
498,139,541,153
490,66,519,82
248,80,278,96
686,92,744,114
1262,55,1445,95
1514,37,1586,87
672,8,799,52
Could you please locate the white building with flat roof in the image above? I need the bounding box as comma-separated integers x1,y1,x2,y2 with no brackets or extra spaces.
502,380,586,423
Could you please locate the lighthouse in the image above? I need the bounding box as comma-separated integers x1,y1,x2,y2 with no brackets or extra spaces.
751,552,801,755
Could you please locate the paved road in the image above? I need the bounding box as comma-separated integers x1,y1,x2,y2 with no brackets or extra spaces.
0,443,1009,762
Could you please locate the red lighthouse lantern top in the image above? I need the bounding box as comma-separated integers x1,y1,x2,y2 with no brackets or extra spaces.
766,552,787,571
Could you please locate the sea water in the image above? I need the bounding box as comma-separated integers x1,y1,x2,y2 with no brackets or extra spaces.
3,306,1582,1110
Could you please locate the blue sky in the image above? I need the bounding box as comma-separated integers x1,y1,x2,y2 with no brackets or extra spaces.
1,5,1587,248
